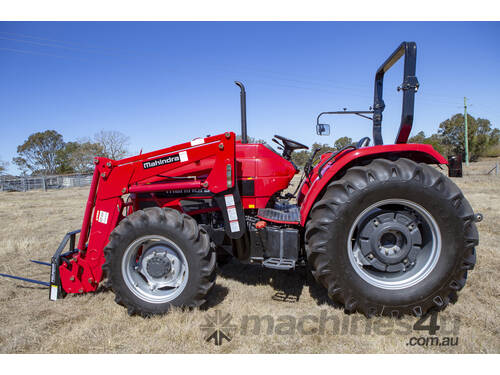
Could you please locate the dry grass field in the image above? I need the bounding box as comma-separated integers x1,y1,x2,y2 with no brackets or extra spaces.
0,158,499,353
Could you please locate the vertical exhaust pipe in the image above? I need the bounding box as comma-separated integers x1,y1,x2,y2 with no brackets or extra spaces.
234,81,248,144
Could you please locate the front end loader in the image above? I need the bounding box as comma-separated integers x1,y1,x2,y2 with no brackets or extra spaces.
1,42,482,318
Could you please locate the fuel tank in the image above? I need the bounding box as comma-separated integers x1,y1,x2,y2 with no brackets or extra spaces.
236,142,297,209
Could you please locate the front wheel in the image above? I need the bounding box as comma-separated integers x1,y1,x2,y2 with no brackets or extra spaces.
305,158,478,318
103,207,216,316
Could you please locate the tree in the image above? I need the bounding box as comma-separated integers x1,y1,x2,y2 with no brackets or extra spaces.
425,133,449,156
408,131,426,144
0,159,8,175
291,150,310,167
57,141,104,174
408,131,449,155
13,130,65,175
438,114,499,161
94,130,130,160
334,136,353,150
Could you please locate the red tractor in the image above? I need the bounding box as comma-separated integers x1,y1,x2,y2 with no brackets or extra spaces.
1,42,481,318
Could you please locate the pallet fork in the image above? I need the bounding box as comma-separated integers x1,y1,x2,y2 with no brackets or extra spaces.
0,229,80,300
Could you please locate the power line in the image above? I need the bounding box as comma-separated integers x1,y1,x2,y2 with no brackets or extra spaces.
0,31,124,53
0,36,117,56
0,47,87,61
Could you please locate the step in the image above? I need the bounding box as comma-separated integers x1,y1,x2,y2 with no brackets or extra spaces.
257,205,300,224
262,257,296,270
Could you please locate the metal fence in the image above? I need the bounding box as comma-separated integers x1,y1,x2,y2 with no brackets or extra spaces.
0,173,93,192
463,161,499,176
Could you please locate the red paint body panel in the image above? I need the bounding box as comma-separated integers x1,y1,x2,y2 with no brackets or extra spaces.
298,143,447,225
235,142,297,208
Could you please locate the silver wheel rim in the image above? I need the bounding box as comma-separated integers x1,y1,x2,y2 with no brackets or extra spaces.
347,199,441,290
121,235,189,304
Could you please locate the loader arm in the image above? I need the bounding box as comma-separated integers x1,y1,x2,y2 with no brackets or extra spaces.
62,132,244,295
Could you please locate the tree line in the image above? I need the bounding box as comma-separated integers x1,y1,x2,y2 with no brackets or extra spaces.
292,112,499,167
2,130,130,176
408,113,499,161
1,112,498,175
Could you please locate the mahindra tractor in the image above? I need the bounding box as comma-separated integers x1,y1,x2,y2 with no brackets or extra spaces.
1,42,481,318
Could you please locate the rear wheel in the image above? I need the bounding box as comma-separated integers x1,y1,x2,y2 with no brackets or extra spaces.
103,207,216,316
305,158,478,317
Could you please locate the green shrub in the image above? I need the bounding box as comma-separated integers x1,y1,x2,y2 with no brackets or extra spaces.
483,144,500,158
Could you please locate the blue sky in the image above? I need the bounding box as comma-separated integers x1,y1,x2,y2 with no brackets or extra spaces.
1,21,499,174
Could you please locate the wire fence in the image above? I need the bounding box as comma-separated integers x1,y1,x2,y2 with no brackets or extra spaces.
463,161,499,176
0,161,497,192
0,173,93,192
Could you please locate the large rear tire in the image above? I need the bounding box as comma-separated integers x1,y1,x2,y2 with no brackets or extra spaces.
102,207,216,316
305,158,478,318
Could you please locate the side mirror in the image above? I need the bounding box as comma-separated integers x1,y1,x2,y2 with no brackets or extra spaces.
316,123,330,136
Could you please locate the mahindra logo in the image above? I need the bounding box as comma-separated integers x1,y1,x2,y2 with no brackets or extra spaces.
143,154,181,169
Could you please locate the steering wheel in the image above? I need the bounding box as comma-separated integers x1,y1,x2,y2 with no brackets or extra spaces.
273,134,309,160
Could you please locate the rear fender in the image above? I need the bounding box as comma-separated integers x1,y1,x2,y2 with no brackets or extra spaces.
299,144,447,226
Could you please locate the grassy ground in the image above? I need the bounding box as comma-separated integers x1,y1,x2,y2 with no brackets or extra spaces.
0,158,499,353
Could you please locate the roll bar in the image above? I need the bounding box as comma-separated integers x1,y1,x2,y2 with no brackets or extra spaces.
316,42,419,146
373,41,419,145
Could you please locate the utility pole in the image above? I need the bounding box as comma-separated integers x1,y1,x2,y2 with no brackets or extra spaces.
464,97,469,166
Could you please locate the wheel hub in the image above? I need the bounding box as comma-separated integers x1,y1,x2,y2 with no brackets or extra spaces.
122,236,189,304
358,211,422,272
146,255,172,278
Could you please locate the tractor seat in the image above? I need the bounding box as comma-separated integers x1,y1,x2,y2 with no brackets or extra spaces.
356,137,371,148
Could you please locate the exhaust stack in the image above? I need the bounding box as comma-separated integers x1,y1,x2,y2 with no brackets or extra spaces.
234,81,248,144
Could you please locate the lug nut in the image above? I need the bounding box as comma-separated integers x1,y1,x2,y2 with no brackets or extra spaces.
88,278,93,284
122,188,126,194
403,258,408,264
101,172,106,178
374,220,379,227
69,276,75,281
368,254,374,259
106,162,112,167
78,288,83,293
225,132,231,139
